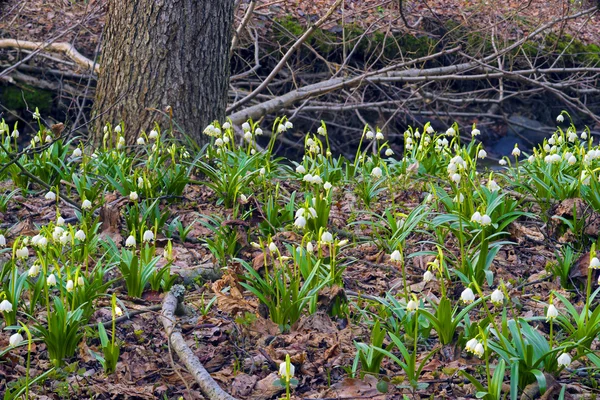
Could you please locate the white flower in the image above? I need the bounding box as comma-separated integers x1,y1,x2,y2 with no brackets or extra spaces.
480,214,492,226
0,300,13,312
423,270,434,282
125,235,137,247
451,173,461,184
9,333,23,347
446,127,456,136
568,155,577,165
307,207,317,219
471,128,481,137
478,149,487,159
285,121,293,130
0,235,6,247
114,306,123,317
528,155,535,163
72,147,82,158
306,242,314,253
279,361,295,380
317,126,326,136
499,159,507,166
11,130,19,138
129,191,139,201
66,280,74,292
581,132,587,140
81,199,92,209
546,304,558,321
589,257,600,269
268,242,278,253
426,126,434,134
390,250,401,262
28,264,40,277
557,352,571,367
371,167,383,178
242,122,251,132
294,216,306,229
406,299,418,312
365,131,374,140
45,191,56,201
311,175,323,185
385,148,394,157
75,230,86,241
47,274,57,287
473,342,484,358
375,132,384,140
244,131,252,142
60,232,71,245
461,288,476,304
491,289,504,305
222,122,231,130
488,180,500,192
114,125,122,133
146,129,158,140
465,338,478,353
78,277,85,287
143,230,154,242
296,165,306,174
512,146,521,157
137,177,144,188
556,114,564,123
44,135,52,143
321,231,333,243
16,247,28,259
453,193,465,203
470,212,482,224
324,181,332,190
259,167,266,176
137,137,146,145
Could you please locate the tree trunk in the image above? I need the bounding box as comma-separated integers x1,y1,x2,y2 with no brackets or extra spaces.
92,0,234,145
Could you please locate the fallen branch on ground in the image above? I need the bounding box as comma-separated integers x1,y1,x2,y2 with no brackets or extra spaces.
161,285,239,400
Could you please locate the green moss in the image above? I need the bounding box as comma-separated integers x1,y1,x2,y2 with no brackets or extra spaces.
1,85,53,113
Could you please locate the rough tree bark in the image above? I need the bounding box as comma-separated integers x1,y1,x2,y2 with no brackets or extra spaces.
92,0,235,145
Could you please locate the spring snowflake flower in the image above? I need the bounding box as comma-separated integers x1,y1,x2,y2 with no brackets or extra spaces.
453,193,464,203
45,191,56,201
465,338,478,353
306,242,314,253
126,235,137,247
137,137,146,145
129,192,139,201
47,274,57,287
490,289,504,305
241,122,251,132
324,181,332,190
114,306,123,317
568,155,577,165
279,360,295,381
28,264,40,277
268,242,278,253
81,199,92,209
385,148,394,156
471,128,481,137
0,300,13,312
406,299,418,312
512,146,521,157
478,149,487,159
320,231,333,243
471,212,482,224
451,173,461,184
365,130,375,140
461,288,476,304
488,180,500,192
317,126,326,136
307,207,317,219
259,167,266,176
75,230,86,241
222,122,231,130
499,159,507,166
426,125,434,134
16,247,28,259
285,121,293,130
66,280,74,292
546,304,558,321
0,234,5,247
557,352,571,367
11,130,19,138
143,230,154,242
375,131,384,140
114,125,122,133
423,270,434,283
480,214,492,226
72,148,82,157
556,114,564,123
581,132,587,140
446,127,456,136
244,131,252,142
390,250,401,262
473,342,485,358
371,167,383,178
9,333,23,347
589,257,600,269
294,216,307,229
